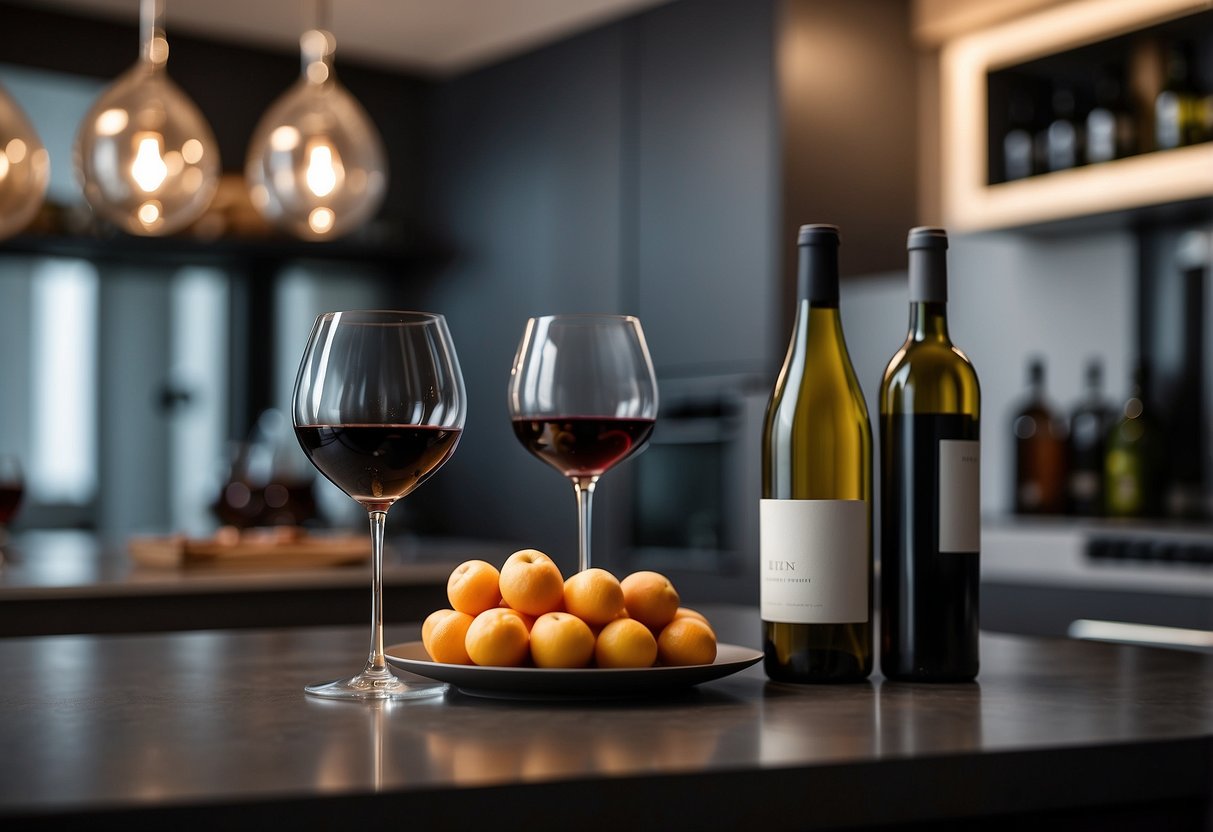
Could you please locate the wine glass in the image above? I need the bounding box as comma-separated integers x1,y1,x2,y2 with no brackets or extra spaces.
293,311,466,700
508,315,658,573
0,456,23,565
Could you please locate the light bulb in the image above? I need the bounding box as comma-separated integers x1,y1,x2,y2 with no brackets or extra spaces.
0,81,50,240
73,0,219,236
245,27,387,240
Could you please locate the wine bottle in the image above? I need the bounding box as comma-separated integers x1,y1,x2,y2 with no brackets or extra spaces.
1155,43,1202,151
1105,366,1162,518
1067,359,1112,516
1003,92,1037,181
1012,358,1068,514
879,227,981,683
1086,67,1136,164
1044,86,1082,172
761,224,872,683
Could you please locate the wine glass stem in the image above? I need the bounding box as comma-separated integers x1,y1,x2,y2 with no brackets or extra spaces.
364,509,388,675
572,477,598,573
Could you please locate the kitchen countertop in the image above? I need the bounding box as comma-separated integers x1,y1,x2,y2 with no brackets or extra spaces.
1,605,1211,830
0,530,509,636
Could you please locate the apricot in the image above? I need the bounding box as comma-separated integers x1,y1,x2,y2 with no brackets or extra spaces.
673,607,714,633
529,612,596,668
465,607,531,667
447,559,502,616
424,609,475,665
497,601,536,631
594,617,658,668
620,571,680,632
563,568,625,626
498,549,565,616
657,617,717,666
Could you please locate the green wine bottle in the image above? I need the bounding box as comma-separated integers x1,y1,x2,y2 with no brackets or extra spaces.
761,224,873,683
879,227,981,682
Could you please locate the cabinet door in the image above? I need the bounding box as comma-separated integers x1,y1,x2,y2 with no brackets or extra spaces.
632,0,779,376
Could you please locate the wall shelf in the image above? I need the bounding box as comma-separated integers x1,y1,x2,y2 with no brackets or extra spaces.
939,0,1213,232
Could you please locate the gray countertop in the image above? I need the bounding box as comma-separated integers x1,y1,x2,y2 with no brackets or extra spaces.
1,605,1211,830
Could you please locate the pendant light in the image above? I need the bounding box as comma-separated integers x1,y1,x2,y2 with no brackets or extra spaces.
0,81,50,240
245,0,387,240
74,0,220,236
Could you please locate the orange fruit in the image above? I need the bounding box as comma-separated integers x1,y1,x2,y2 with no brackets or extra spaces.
620,571,680,632
447,559,502,616
498,601,537,631
465,607,531,667
563,568,625,626
594,617,658,668
424,609,475,664
498,549,565,616
657,617,717,666
673,607,713,633
529,612,595,668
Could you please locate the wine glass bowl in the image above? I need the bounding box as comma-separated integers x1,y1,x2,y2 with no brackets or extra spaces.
508,315,658,573
293,310,465,700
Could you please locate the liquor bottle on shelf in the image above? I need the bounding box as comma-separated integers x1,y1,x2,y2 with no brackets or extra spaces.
1003,91,1037,181
1086,67,1137,164
1012,357,1068,514
1104,366,1162,518
1155,42,1202,151
1066,359,1113,516
879,227,981,682
761,224,872,683
1043,85,1083,172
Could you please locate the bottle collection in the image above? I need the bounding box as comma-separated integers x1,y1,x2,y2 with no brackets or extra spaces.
1012,358,1175,520
999,39,1212,184
760,224,980,684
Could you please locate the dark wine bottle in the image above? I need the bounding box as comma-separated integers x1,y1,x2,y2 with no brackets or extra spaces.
1044,86,1082,172
1067,360,1113,516
1155,43,1202,150
1003,92,1037,181
879,227,981,682
761,224,872,683
1086,67,1136,164
1012,358,1068,514
1105,366,1162,518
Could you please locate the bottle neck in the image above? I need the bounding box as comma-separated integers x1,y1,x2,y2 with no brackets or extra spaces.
908,302,950,343
797,242,839,307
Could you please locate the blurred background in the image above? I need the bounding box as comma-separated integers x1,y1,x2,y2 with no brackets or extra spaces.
0,0,1210,638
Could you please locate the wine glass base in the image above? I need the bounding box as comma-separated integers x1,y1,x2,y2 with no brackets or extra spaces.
305,668,447,701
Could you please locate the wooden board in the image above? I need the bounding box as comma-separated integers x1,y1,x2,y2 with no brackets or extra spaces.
128,529,368,570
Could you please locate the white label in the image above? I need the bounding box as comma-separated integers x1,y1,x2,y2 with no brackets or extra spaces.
760,499,868,624
938,440,980,553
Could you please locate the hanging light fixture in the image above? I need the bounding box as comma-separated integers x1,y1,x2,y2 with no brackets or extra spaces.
74,0,220,236
0,81,50,240
245,0,387,241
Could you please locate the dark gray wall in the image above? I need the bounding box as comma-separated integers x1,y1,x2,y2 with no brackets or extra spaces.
413,0,781,574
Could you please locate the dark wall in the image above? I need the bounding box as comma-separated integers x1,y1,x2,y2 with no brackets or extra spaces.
0,2,432,226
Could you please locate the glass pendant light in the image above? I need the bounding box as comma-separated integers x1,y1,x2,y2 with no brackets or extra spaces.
0,81,50,240
245,1,387,241
74,0,220,236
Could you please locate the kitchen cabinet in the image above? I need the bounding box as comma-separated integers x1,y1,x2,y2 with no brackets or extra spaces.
936,0,1213,231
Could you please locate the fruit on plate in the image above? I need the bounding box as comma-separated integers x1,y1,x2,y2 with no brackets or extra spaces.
498,549,565,616
422,551,716,669
530,611,596,668
465,607,531,667
594,617,658,668
447,559,502,616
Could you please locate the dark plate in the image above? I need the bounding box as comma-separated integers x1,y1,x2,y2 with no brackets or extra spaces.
385,641,762,699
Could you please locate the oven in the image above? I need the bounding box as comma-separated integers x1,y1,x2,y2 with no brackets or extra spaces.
618,373,769,604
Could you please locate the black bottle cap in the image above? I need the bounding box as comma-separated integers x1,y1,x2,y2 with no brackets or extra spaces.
797,224,840,305
908,226,948,302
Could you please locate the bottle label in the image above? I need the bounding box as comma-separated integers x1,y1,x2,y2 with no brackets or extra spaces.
938,440,980,553
760,499,868,624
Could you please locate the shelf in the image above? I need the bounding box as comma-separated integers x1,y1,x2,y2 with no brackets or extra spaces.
0,230,451,274
939,0,1213,232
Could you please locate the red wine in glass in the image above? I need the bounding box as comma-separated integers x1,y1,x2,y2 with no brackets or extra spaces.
512,417,654,478
296,424,462,510
0,484,23,525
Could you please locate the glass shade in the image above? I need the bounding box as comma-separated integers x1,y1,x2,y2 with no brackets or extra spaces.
73,1,220,236
245,29,388,241
0,81,50,241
